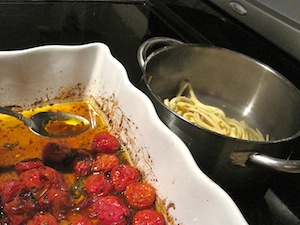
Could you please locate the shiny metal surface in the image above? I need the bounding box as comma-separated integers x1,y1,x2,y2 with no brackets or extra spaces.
138,37,300,193
249,153,300,173
207,0,300,61
0,106,90,138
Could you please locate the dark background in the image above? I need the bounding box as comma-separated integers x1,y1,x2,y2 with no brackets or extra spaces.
0,1,299,224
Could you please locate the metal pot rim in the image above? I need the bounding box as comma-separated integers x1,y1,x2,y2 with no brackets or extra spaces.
138,37,300,174
140,39,300,143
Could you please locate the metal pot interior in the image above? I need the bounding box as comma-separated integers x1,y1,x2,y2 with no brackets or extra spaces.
144,45,300,142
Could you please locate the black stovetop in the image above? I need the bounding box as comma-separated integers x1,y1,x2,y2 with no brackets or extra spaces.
149,2,300,225
0,1,299,224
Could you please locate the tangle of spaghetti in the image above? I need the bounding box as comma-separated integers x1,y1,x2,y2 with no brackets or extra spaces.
163,81,268,141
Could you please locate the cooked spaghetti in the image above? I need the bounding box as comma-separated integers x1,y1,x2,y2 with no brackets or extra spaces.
164,81,268,141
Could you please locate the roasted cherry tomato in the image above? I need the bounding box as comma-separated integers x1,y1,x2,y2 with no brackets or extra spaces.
0,121,163,224
91,196,130,225
0,179,24,204
27,212,58,225
124,182,156,210
15,158,44,175
38,188,72,221
71,216,95,225
3,189,37,224
85,173,114,196
92,153,119,173
73,158,93,178
110,164,140,192
42,142,72,170
18,168,45,193
41,166,68,191
132,209,165,225
73,149,94,177
91,132,120,153
6,214,24,225
19,166,68,195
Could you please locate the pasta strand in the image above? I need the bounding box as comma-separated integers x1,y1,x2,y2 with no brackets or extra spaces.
164,82,268,141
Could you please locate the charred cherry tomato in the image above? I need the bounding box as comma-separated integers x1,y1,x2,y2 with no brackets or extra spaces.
74,149,94,159
27,212,58,225
85,173,114,196
91,195,130,225
124,182,156,210
91,132,120,153
15,158,44,175
132,209,165,225
42,142,72,165
92,153,119,173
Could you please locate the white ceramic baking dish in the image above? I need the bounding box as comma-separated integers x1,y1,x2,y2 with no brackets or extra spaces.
0,43,248,225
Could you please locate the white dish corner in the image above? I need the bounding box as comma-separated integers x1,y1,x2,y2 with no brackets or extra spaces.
0,43,248,225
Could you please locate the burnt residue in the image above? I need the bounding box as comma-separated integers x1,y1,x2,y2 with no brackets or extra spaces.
1,86,178,224
53,83,85,101
1,105,24,112
3,83,86,114
27,83,86,109
156,197,178,225
89,94,179,224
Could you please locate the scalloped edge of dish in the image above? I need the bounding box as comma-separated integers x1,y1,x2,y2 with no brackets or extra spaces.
0,43,248,225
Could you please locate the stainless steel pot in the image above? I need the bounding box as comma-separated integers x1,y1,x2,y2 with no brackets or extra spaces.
137,37,300,195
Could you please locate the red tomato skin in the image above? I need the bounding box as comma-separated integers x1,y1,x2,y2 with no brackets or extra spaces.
110,164,140,192
19,166,68,196
132,209,165,225
0,179,24,204
3,190,37,215
91,196,130,225
38,188,72,221
18,168,44,191
73,157,94,178
73,149,94,178
7,214,25,225
3,189,37,225
15,158,44,174
40,166,68,191
42,142,72,164
85,173,114,196
124,182,156,210
92,153,119,173
71,216,95,225
27,212,58,225
91,132,120,153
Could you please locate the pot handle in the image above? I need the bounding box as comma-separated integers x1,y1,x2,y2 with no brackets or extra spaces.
137,37,184,69
248,153,300,173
